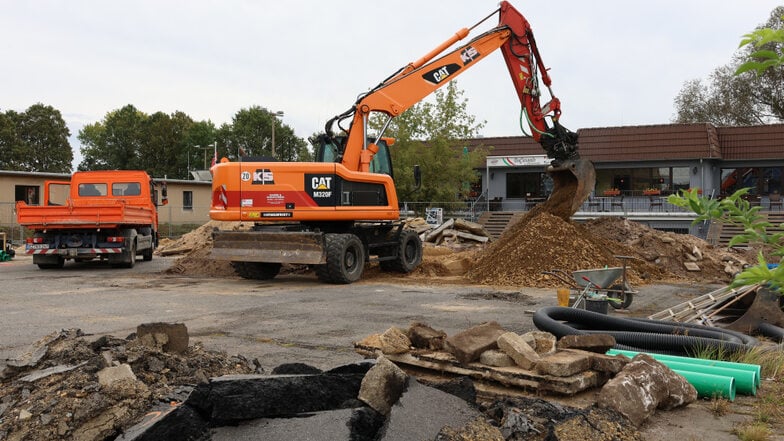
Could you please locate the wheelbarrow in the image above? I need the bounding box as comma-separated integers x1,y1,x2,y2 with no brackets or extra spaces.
543,255,638,309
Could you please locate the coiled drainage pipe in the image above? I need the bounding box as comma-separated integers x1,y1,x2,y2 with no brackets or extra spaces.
533,306,759,356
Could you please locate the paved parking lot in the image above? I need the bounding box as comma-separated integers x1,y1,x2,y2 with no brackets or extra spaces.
0,254,709,371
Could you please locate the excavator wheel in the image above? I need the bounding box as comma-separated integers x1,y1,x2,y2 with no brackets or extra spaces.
232,262,281,280
315,233,365,284
379,229,423,273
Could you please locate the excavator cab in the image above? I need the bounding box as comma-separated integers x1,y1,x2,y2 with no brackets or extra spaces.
315,134,395,177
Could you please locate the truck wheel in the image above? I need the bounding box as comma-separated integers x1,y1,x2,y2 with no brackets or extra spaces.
315,234,365,284
123,240,136,268
142,247,153,261
232,262,281,280
379,229,422,273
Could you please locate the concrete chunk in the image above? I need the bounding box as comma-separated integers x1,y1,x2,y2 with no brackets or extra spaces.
380,327,412,355
535,350,592,377
521,331,556,355
407,322,446,350
97,363,137,387
136,323,189,354
479,349,516,367
557,334,616,353
358,356,409,415
496,332,540,370
444,321,506,365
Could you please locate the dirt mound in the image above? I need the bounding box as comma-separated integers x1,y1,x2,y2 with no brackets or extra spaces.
466,212,749,288
467,212,665,287
161,221,246,277
0,329,257,441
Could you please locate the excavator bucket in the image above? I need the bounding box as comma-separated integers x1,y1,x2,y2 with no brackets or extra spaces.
543,159,596,219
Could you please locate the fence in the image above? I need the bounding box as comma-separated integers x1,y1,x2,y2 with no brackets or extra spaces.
0,202,212,244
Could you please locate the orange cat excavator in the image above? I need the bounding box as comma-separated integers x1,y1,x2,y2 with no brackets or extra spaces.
209,1,595,283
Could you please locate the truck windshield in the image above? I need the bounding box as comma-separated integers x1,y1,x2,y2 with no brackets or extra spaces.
78,183,107,196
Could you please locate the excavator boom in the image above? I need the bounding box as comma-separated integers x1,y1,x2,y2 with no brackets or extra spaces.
328,1,594,215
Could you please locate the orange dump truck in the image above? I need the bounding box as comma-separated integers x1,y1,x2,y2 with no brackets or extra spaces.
15,170,167,269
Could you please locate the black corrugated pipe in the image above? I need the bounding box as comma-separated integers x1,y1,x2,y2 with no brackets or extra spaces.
533,306,758,356
756,322,784,343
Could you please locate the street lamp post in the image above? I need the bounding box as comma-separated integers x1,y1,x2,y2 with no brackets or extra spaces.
271,110,284,158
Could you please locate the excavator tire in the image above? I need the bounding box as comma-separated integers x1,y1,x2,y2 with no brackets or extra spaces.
315,233,365,284
379,229,423,273
232,262,282,280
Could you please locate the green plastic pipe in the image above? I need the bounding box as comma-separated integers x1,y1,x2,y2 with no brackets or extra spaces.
661,360,755,396
607,349,761,387
672,370,736,401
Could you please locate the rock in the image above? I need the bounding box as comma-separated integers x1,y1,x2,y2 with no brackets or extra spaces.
521,331,557,355
535,350,592,377
557,334,616,353
479,349,516,367
444,321,506,365
685,253,698,262
407,322,446,350
358,356,409,415
597,353,697,427
684,261,701,271
496,332,540,369
692,246,703,260
18,409,32,420
97,364,137,387
589,352,631,374
660,235,675,243
136,323,188,354
379,379,482,441
379,327,412,355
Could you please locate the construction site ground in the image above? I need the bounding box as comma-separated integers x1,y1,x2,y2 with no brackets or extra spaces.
1,214,781,440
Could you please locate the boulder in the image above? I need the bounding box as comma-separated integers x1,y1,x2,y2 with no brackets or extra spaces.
597,353,697,426
444,321,506,365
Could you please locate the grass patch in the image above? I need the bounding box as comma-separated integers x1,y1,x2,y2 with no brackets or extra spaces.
709,396,731,416
732,421,772,441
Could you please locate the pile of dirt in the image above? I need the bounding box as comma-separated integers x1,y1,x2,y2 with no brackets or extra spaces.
467,212,752,288
466,212,667,287
0,329,258,441
160,214,754,288
161,220,246,278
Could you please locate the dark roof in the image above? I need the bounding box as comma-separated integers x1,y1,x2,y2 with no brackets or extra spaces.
578,123,722,161
717,124,784,160
464,123,784,162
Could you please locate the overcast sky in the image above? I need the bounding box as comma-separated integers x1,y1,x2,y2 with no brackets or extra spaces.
2,1,781,169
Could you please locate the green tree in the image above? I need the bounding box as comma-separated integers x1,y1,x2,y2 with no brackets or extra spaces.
673,7,784,124
4,104,72,173
79,104,145,171
371,81,487,202
0,111,20,170
140,111,194,179
219,106,310,161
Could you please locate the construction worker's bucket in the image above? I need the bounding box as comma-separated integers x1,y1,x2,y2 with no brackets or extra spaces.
557,288,570,307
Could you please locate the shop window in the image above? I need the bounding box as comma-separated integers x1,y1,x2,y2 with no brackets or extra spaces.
183,191,193,210
506,172,543,198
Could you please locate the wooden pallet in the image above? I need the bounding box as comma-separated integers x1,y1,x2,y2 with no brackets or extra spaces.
647,284,759,324
383,351,603,396
707,211,784,247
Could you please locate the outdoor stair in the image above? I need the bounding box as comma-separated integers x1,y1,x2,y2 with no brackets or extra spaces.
477,211,525,239
706,211,784,247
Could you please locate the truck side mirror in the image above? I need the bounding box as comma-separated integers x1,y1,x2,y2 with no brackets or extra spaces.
413,164,421,190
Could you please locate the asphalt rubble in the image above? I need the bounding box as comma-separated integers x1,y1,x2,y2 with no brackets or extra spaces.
1,320,700,441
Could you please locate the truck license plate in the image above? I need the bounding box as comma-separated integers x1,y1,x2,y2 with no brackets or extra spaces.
27,244,49,250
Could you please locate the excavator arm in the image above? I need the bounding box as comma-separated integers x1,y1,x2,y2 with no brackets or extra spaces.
325,1,594,214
